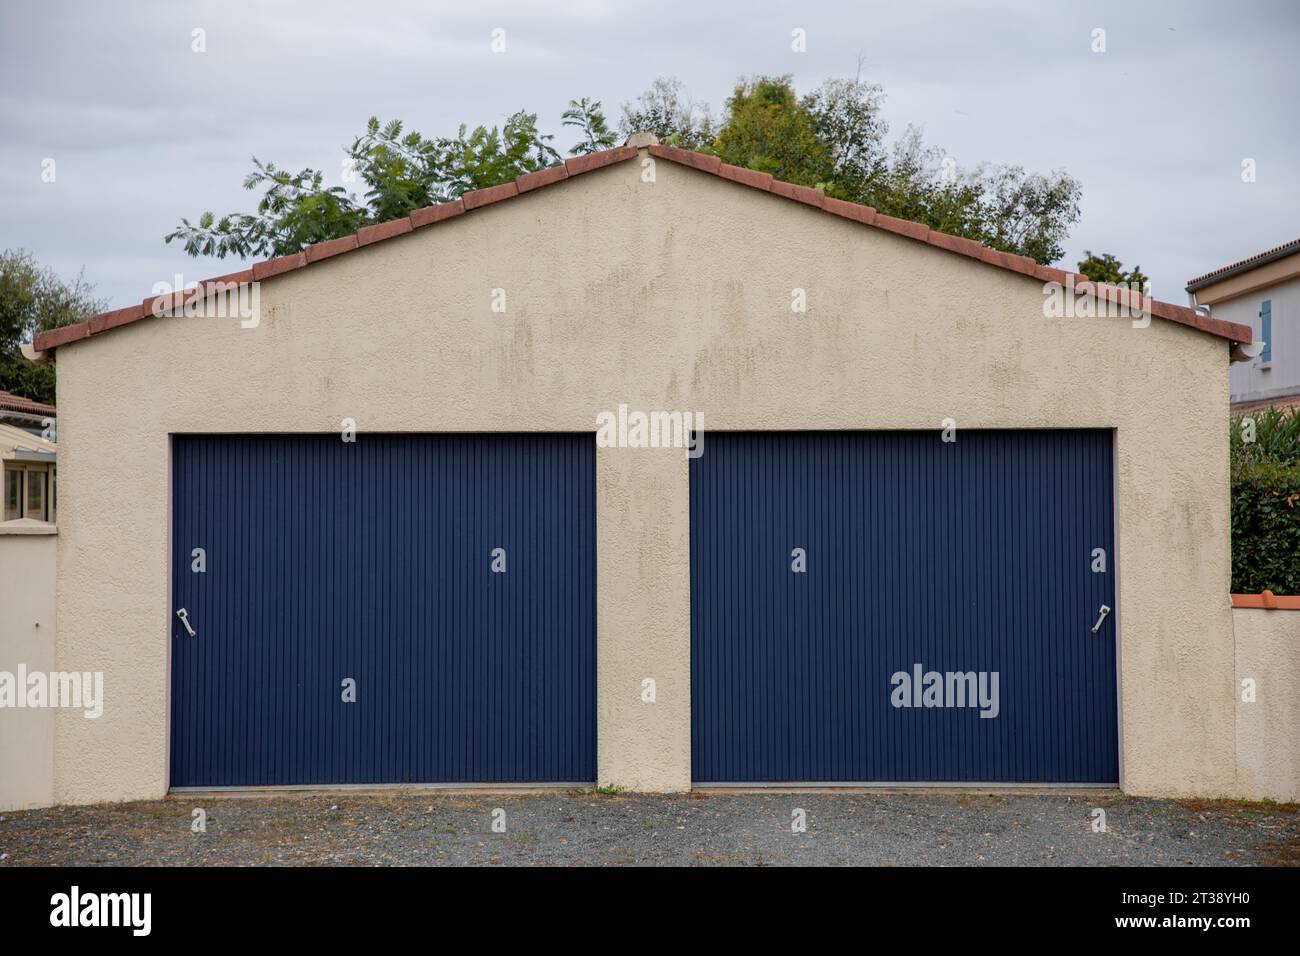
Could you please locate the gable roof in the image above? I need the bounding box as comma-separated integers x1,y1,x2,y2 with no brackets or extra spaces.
0,388,55,417
31,142,1250,354
1186,237,1300,292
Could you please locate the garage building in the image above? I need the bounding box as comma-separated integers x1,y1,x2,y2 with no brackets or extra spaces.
30,138,1252,799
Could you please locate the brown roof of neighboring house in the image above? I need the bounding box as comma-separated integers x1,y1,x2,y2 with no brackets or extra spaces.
1230,393,1300,416
1186,237,1300,292
0,388,55,417
32,143,1253,353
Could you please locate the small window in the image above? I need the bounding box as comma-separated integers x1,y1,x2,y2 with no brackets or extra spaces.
3,468,19,521
1260,300,1272,363
26,469,47,521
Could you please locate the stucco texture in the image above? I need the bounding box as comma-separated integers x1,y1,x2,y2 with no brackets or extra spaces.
0,528,56,810
51,152,1235,801
1233,608,1300,802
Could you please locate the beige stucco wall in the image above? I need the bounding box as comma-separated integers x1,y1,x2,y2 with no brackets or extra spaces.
50,151,1237,801
1233,608,1300,802
0,525,56,810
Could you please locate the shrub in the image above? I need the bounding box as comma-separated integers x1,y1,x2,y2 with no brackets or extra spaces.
1231,406,1300,467
1229,407,1300,594
1231,456,1300,594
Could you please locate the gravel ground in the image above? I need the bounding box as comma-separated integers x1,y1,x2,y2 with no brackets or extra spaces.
1,791,1296,866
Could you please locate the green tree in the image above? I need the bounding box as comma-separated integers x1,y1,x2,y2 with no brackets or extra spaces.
167,111,566,260
563,98,618,154
1228,403,1300,594
167,74,1085,267
975,165,1082,267
618,77,716,150
803,77,888,199
702,74,1082,264
167,160,368,260
1077,250,1149,290
0,249,106,405
860,126,986,235
431,112,562,199
348,118,442,224
714,75,831,185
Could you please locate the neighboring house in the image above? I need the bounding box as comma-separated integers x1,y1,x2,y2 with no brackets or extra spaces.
0,390,56,523
1187,237,1300,413
23,136,1293,806
0,387,56,433
0,389,57,811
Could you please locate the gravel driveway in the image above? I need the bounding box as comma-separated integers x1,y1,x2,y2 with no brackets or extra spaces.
1,791,1296,866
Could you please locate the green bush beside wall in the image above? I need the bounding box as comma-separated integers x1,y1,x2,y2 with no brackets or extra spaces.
1231,408,1300,594
1231,458,1300,594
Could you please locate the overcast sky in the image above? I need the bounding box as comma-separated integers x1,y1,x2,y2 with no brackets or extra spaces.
1,0,1297,311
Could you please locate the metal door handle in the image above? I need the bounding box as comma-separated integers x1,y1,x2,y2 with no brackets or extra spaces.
176,607,197,638
1090,604,1111,634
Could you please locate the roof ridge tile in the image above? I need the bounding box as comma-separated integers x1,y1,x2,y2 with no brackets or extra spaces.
30,143,1250,352
357,217,413,246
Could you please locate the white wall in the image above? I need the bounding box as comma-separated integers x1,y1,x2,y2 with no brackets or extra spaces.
0,523,56,810
1218,275,1300,403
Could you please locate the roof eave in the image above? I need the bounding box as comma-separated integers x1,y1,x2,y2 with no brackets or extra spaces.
34,142,1250,352
1186,239,1300,293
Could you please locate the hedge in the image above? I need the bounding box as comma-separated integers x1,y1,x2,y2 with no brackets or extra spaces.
1231,455,1300,594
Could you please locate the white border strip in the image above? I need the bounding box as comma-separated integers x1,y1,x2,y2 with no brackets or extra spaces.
170,782,597,794
696,781,1119,790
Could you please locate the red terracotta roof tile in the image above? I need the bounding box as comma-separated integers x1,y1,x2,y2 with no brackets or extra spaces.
306,235,359,263
143,289,187,317
769,179,825,208
1230,393,1300,416
517,165,569,193
30,142,1251,353
1033,264,1073,286
356,217,413,246
646,144,720,175
874,214,929,243
1231,591,1300,610
926,230,981,260
88,303,147,335
33,322,90,351
203,269,256,289
409,199,464,228
717,163,773,191
1187,237,1300,291
251,252,307,282
462,182,519,210
0,389,56,416
823,197,876,226
564,146,638,176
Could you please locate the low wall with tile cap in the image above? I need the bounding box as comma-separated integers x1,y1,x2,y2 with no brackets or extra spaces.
0,524,56,810
1234,603,1300,802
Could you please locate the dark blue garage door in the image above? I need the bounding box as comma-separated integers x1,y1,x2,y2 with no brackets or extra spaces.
690,431,1118,784
170,434,595,787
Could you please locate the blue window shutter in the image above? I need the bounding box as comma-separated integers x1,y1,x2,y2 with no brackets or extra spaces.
1260,300,1272,362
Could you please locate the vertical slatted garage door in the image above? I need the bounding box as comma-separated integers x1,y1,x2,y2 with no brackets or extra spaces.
170,434,595,787
690,431,1118,784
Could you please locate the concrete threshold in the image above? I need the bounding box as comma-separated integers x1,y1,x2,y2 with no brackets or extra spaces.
694,783,1122,796
168,782,597,799
168,782,1122,800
